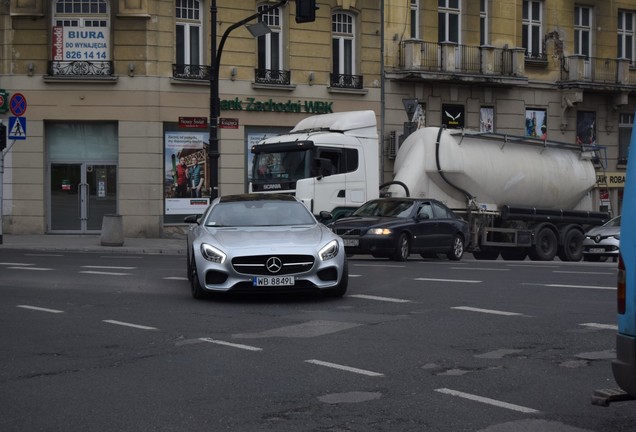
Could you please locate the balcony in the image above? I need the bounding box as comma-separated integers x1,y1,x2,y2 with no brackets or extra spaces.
48,60,114,77
559,55,636,93
172,64,211,81
254,69,291,86
330,73,363,90
388,40,527,86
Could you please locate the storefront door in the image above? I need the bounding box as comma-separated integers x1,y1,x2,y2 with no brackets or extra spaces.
50,163,117,233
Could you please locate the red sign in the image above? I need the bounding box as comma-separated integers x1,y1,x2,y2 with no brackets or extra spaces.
219,118,239,129
10,93,27,116
179,117,207,129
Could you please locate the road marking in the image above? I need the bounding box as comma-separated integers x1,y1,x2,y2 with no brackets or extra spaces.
553,270,615,275
415,278,481,283
580,323,618,330
451,267,510,271
0,262,34,266
199,338,262,351
435,388,540,414
349,294,411,303
354,263,406,268
103,320,157,330
452,306,523,316
8,267,54,271
506,264,554,268
305,359,384,377
164,276,188,280
349,274,362,277
523,283,615,290
24,254,63,257
82,265,136,270
80,271,131,276
17,305,64,314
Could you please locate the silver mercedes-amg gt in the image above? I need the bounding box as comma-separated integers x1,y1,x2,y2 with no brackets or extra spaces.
184,194,348,299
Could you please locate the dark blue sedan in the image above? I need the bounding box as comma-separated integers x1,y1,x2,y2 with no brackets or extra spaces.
328,197,470,261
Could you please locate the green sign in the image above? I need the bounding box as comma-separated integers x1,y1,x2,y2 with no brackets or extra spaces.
220,97,334,114
0,89,8,113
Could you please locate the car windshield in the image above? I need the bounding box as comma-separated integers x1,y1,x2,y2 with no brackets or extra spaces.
605,216,621,227
205,200,316,227
352,200,415,218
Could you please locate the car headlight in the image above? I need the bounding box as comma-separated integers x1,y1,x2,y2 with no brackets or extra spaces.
200,243,226,263
368,228,393,235
319,239,339,261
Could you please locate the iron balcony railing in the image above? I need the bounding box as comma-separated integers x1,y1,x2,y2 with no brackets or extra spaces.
330,73,363,89
400,40,520,77
254,69,291,85
172,64,211,80
560,55,633,85
48,60,114,76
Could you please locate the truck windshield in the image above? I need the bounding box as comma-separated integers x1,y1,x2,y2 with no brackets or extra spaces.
252,149,311,182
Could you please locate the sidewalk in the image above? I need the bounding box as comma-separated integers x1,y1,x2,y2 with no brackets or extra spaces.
0,234,186,255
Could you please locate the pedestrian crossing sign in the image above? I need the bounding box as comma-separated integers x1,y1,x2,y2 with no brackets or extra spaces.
8,116,26,140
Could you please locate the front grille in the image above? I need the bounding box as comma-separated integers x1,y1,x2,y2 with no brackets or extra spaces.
333,228,362,236
232,255,315,276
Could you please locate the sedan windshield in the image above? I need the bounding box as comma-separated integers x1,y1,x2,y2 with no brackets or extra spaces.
205,201,316,227
352,200,415,218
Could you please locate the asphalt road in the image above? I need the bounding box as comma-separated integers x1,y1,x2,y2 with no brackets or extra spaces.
1,250,634,432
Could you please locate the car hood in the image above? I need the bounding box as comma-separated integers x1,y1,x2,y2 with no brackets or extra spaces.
331,216,407,229
202,225,328,249
585,225,620,237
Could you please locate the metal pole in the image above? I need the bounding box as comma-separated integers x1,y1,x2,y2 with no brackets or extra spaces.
208,0,287,201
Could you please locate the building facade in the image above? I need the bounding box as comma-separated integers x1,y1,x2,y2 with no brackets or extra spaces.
383,0,636,215
0,0,381,236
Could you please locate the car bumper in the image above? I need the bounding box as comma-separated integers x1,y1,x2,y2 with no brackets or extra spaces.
194,254,345,293
582,243,620,257
613,333,636,397
341,236,396,256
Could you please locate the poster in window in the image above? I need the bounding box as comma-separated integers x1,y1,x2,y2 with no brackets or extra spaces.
442,104,464,129
525,109,547,139
164,131,210,215
480,107,494,133
576,111,596,146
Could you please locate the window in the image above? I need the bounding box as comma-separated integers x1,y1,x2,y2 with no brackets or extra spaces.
176,0,202,68
480,0,489,46
258,4,283,72
574,6,592,58
438,0,460,44
332,12,355,76
619,113,633,165
618,11,635,66
410,0,419,39
522,0,543,59
51,0,111,75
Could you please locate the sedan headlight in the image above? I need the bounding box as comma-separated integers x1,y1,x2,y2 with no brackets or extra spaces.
200,243,226,263
319,239,339,261
368,228,393,235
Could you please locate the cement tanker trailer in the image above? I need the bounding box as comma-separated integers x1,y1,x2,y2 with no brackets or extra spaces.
385,127,609,261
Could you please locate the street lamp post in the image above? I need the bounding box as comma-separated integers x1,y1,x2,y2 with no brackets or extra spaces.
208,0,289,200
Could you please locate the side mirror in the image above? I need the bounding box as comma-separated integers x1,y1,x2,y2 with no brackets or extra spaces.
184,214,199,224
417,213,430,220
312,157,333,179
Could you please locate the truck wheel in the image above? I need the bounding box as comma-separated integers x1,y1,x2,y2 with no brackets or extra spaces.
446,235,464,261
392,233,410,261
557,229,584,262
501,249,528,260
472,250,499,260
528,228,558,261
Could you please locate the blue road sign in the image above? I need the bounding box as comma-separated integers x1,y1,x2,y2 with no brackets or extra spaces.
9,93,27,116
8,116,26,140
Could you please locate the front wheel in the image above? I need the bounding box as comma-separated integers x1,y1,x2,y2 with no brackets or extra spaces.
392,233,410,261
446,235,464,261
323,260,348,297
189,252,206,299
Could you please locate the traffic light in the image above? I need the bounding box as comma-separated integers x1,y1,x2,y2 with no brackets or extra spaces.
295,0,317,23
0,123,6,151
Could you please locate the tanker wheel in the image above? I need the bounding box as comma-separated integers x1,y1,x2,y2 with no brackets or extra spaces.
501,249,528,261
472,250,500,260
557,229,584,262
528,228,558,261
392,233,410,261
